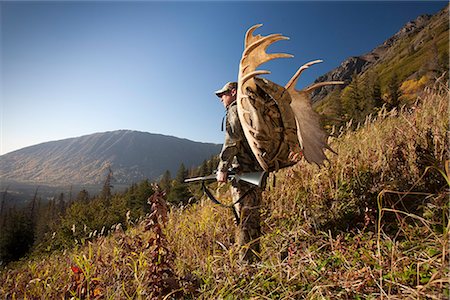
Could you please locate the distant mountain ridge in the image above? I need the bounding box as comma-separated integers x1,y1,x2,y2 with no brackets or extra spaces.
0,130,221,185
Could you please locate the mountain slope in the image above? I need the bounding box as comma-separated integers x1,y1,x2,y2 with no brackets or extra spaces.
1,65,447,300
0,130,221,185
311,4,448,102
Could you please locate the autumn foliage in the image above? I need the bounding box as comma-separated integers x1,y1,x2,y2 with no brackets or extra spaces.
1,78,448,299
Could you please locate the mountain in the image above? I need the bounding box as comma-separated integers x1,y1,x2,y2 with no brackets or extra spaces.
311,4,449,102
0,130,221,186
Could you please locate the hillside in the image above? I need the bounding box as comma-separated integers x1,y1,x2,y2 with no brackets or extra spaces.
1,74,447,300
311,4,448,103
0,130,221,185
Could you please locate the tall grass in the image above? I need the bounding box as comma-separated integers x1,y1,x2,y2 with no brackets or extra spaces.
165,78,449,299
0,80,448,299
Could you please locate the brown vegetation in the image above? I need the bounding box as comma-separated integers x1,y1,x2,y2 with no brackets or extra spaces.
1,78,448,299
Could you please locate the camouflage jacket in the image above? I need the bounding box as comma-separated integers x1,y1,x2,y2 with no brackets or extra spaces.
217,101,261,173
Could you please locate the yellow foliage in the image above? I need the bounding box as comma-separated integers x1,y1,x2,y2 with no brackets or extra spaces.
400,75,430,102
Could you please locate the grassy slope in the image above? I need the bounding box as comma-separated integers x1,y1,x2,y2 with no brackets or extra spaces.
1,80,448,299
315,8,449,120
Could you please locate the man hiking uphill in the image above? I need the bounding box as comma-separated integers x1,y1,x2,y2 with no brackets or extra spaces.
207,25,342,263
215,81,265,263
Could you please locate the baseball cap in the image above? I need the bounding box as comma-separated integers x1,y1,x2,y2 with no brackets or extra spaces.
215,81,238,97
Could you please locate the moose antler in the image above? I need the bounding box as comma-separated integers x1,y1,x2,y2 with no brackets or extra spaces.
285,60,344,165
238,24,293,93
236,24,344,171
286,60,344,92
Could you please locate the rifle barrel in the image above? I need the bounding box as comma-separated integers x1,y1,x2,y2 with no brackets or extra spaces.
184,174,216,183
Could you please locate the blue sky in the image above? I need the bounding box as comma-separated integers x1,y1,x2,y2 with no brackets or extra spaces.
1,1,447,155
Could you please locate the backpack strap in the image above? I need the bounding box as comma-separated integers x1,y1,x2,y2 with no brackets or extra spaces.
221,113,226,132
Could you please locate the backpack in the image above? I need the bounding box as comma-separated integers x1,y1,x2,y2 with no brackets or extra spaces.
236,24,344,172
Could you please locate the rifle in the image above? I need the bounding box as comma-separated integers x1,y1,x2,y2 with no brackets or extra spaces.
184,170,267,224
184,170,267,188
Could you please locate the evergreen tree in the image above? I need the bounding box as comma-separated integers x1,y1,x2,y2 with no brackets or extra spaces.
27,178,157,257
0,207,34,263
101,167,114,205
187,166,196,178
0,188,8,229
122,180,154,218
47,198,57,220
0,187,8,219
57,193,66,216
199,160,209,176
67,185,73,206
135,179,153,213
33,198,57,249
29,187,40,222
315,89,344,131
388,73,401,109
207,156,219,174
372,74,383,109
167,163,196,205
341,74,365,123
76,189,90,203
159,170,172,193
167,183,193,206
175,163,187,184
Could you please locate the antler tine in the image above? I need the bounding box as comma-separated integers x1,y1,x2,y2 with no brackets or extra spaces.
243,34,289,57
285,60,323,91
245,24,263,47
303,59,323,68
240,34,292,81
239,24,293,91
241,70,271,86
304,81,345,93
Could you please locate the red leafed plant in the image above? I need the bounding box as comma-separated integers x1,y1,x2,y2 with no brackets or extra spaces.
67,263,103,299
144,184,181,298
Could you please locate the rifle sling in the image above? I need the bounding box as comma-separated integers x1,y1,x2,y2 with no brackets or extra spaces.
201,181,254,224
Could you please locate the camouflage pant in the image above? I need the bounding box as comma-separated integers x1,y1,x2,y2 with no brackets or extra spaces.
231,181,262,263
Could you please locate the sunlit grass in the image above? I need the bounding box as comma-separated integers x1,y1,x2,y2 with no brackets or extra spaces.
1,79,448,299
165,78,449,299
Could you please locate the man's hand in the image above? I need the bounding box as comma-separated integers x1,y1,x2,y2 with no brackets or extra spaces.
216,171,228,183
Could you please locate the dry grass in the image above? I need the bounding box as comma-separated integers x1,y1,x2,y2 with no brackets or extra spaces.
165,78,449,299
0,79,448,299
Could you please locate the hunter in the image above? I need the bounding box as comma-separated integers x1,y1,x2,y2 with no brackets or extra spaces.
215,81,265,263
